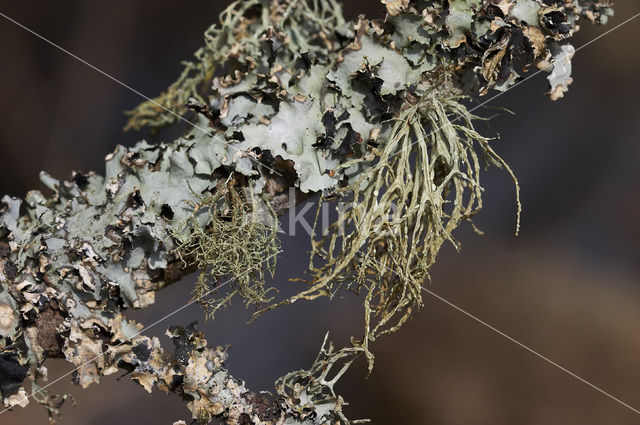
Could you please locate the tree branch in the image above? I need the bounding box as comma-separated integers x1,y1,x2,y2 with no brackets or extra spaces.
0,0,613,423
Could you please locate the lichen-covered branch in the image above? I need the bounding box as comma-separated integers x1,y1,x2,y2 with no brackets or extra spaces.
0,0,613,423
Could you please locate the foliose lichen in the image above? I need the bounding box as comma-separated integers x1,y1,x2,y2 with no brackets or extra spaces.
0,0,614,423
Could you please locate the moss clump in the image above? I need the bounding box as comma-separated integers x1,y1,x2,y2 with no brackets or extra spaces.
171,182,281,319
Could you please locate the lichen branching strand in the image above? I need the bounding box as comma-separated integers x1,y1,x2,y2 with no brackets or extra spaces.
170,182,281,319
258,93,520,371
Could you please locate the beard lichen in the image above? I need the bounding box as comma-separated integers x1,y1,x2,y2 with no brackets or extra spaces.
170,180,281,320
257,91,521,371
0,0,617,422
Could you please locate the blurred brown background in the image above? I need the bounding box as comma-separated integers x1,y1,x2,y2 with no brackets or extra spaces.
1,1,639,425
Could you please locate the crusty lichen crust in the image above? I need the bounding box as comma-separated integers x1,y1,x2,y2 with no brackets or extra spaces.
0,1,613,424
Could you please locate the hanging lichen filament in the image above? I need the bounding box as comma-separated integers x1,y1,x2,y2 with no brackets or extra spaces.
256,92,521,371
170,179,281,319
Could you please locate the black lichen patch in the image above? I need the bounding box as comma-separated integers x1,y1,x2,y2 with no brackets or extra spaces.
132,342,151,363
336,125,362,156
160,204,174,221
167,325,194,366
0,351,28,398
242,392,282,422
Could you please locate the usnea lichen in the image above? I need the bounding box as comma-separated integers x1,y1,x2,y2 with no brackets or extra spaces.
0,0,614,424
264,92,521,371
170,180,280,319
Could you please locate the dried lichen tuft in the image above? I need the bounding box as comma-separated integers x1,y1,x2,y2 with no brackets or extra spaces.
277,333,367,424
259,91,520,371
170,180,281,319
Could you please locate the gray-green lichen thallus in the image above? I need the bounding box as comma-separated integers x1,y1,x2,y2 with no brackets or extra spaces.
0,0,613,424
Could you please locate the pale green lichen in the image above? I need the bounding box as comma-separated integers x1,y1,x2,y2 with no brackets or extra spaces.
125,0,349,131
0,1,615,423
277,333,369,424
259,90,520,370
170,181,281,320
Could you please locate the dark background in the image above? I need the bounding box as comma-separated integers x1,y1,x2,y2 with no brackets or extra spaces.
1,1,639,424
